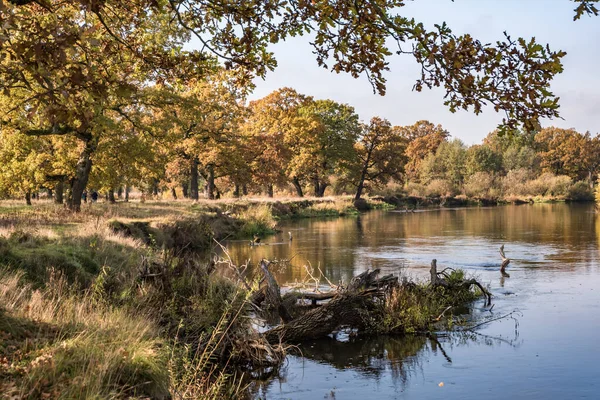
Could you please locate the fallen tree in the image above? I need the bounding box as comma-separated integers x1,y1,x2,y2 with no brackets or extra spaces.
262,265,398,343
254,259,492,344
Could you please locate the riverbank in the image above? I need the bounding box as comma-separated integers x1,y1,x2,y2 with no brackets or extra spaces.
377,193,595,208
0,201,279,399
0,199,495,398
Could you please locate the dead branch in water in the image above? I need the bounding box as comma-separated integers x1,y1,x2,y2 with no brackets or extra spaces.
260,260,293,323
249,247,502,344
264,268,398,343
430,259,492,306
500,245,511,277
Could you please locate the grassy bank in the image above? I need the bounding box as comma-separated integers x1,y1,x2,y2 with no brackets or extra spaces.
0,203,279,399
0,199,489,398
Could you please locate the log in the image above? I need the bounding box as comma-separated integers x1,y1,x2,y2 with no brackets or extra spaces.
260,260,293,323
500,245,511,277
284,291,336,306
265,292,377,343
264,268,396,344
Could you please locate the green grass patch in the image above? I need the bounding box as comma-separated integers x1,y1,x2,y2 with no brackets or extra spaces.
379,270,481,334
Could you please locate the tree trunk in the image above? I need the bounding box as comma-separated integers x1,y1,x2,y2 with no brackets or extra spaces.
47,188,53,199
205,164,215,200
68,138,95,212
354,161,370,200
108,190,116,204
152,179,159,197
354,140,376,201
234,184,241,198
171,188,177,199
317,182,327,197
25,191,32,206
54,181,64,204
292,177,304,197
354,178,366,201
259,261,293,323
242,184,248,196
125,186,130,202
267,184,274,198
190,158,199,200
182,183,189,198
117,187,123,199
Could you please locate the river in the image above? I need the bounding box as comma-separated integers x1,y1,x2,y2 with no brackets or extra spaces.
223,203,600,400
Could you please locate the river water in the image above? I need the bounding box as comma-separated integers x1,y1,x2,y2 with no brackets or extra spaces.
224,203,600,400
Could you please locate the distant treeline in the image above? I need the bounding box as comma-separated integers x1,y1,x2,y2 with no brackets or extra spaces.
1,84,598,207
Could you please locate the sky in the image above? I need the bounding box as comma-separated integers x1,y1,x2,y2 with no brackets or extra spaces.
242,0,600,144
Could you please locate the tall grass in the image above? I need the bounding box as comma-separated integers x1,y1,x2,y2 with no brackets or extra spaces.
297,199,358,217
237,204,277,237
0,270,170,399
380,270,480,334
0,205,272,399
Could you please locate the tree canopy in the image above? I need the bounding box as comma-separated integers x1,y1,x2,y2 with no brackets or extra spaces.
1,0,599,208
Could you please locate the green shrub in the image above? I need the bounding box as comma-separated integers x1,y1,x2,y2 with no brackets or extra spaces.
568,181,594,201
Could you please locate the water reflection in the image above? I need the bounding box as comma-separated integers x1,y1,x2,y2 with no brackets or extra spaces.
250,329,522,400
222,204,600,400
223,203,599,286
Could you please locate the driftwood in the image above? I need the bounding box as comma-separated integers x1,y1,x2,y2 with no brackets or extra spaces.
285,291,336,306
500,245,511,277
430,259,492,306
263,266,398,344
259,255,496,344
259,260,293,323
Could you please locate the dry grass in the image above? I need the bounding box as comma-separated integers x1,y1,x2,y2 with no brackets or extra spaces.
298,198,358,217
0,270,170,399
236,204,278,237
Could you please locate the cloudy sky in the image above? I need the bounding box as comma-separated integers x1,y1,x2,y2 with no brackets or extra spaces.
245,0,600,144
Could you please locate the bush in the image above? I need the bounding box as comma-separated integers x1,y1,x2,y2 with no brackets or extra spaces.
526,173,571,197
381,269,480,334
501,168,531,196
425,179,456,197
405,182,426,197
301,199,359,216
568,181,594,201
372,180,405,197
161,217,214,253
464,172,498,198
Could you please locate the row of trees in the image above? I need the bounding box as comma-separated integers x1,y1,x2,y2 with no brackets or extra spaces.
403,126,600,200
1,1,596,210
2,76,599,206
